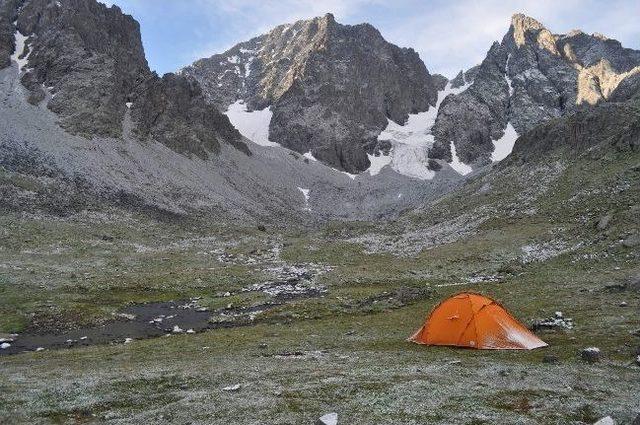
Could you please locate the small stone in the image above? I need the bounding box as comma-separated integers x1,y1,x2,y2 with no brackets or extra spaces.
223,292,231,297
35,347,45,352
555,311,563,318
622,233,640,247
596,214,612,230
172,325,184,333
316,412,338,425
222,384,241,392
186,329,195,334
124,338,133,344
620,301,628,307
581,347,601,363
80,336,88,340
0,342,11,349
593,416,615,425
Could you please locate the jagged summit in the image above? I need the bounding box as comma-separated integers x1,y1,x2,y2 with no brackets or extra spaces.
0,0,247,159
183,14,439,173
429,13,640,167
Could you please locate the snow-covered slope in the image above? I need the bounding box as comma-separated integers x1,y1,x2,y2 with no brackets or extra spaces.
372,82,472,180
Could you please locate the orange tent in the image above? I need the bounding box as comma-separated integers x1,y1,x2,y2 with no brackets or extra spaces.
408,292,547,350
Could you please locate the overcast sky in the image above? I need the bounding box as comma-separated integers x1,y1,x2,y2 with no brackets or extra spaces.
101,0,640,78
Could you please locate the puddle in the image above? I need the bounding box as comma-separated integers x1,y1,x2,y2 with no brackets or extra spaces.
0,300,212,356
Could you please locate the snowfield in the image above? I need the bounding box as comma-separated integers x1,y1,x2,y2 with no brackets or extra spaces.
374,81,472,179
225,100,278,147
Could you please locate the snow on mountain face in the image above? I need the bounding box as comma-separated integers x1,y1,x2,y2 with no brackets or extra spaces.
183,13,440,174
225,101,277,147
10,26,30,71
491,123,518,162
372,81,472,179
429,13,640,167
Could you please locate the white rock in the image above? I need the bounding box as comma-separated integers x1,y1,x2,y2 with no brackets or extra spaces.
80,336,88,340
555,311,563,318
172,325,184,333
35,347,45,352
186,329,195,334
222,383,241,392
124,338,133,344
593,416,615,425
0,342,11,349
316,412,338,425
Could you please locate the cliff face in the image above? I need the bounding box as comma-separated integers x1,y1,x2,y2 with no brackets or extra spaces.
430,14,640,165
1,0,246,158
183,14,439,173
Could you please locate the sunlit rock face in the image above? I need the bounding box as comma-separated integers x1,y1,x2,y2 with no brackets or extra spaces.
182,14,440,173
429,13,640,166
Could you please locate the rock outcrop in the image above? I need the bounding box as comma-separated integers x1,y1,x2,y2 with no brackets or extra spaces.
430,13,640,165
182,14,440,173
1,0,246,158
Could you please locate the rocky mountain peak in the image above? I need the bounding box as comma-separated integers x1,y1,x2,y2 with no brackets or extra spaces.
183,14,439,173
510,13,547,46
1,0,247,159
429,13,640,168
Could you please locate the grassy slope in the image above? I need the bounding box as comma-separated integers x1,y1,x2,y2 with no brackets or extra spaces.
0,136,639,423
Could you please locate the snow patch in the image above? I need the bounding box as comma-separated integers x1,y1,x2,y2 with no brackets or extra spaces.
505,54,515,96
225,100,278,147
11,26,31,71
490,123,518,162
297,187,311,211
303,152,317,161
449,142,472,175
374,81,471,180
367,152,391,176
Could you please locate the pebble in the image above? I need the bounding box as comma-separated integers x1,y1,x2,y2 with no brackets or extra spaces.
172,325,184,333
222,384,241,392
593,416,615,425
0,342,11,350
316,412,338,425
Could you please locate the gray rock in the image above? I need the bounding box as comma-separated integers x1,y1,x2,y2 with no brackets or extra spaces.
4,0,246,160
130,73,248,160
430,14,640,165
597,213,613,230
183,14,440,173
593,416,615,425
581,347,601,363
622,233,640,247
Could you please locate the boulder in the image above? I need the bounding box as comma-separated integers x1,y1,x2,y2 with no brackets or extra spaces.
581,347,602,363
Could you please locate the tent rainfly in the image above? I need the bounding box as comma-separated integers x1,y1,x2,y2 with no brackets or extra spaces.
409,292,547,350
